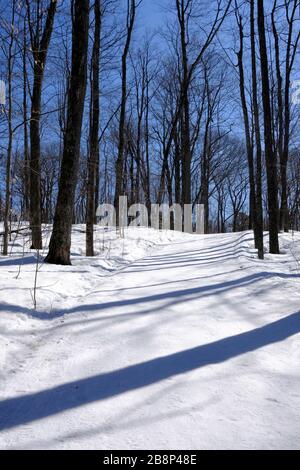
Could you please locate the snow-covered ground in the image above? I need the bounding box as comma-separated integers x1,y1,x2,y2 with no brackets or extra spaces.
0,225,299,450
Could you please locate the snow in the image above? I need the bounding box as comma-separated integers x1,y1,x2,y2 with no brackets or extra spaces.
0,226,299,450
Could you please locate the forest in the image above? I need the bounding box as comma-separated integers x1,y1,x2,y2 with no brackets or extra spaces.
0,0,300,452
0,0,299,264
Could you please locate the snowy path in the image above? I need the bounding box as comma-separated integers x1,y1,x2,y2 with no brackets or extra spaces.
0,229,299,449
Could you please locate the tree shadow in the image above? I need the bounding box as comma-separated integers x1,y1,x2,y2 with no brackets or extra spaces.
0,256,37,267
0,271,298,321
126,249,249,272
0,311,299,431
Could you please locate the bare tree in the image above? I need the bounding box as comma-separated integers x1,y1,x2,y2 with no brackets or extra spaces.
86,0,101,256
23,15,30,221
250,0,264,259
175,0,233,208
236,9,263,258
114,0,137,226
2,0,16,255
272,0,300,232
45,0,90,265
26,0,57,249
257,0,279,254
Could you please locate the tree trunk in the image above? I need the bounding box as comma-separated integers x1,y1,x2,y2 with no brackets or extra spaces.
200,113,210,234
86,0,101,257
29,67,43,249
176,0,192,206
45,0,89,265
3,1,15,256
26,0,57,249
257,0,279,254
23,17,30,221
250,0,264,259
174,130,181,205
144,77,151,223
236,12,260,257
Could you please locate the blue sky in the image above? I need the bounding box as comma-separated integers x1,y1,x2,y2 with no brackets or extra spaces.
138,0,169,31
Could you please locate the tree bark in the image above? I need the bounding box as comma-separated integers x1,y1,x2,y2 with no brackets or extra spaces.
250,0,264,259
257,0,279,254
3,1,16,256
86,0,101,257
45,0,89,265
236,12,261,258
176,0,192,206
23,16,30,221
26,0,57,249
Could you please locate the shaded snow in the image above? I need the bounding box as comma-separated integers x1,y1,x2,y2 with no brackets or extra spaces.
0,226,299,449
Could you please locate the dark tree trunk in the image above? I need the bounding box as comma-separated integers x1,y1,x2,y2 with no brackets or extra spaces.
236,12,259,256
174,130,181,205
250,0,264,259
144,77,151,223
200,113,210,234
3,63,13,256
26,0,57,249
45,0,89,265
176,0,192,206
23,17,30,221
86,0,101,257
3,1,15,256
257,0,279,254
29,66,43,249
272,0,286,233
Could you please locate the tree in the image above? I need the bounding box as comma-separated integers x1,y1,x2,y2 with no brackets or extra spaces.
23,15,30,221
2,0,16,255
175,0,233,208
176,0,192,207
236,9,263,259
26,0,57,249
45,0,90,265
86,0,101,257
250,0,264,259
257,0,279,254
271,0,300,232
114,0,137,227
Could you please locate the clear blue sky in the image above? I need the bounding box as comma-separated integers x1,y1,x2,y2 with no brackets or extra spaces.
139,0,169,31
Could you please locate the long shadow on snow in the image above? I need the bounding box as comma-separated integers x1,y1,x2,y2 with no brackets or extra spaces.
0,311,299,430
0,271,299,320
139,237,254,262
125,249,272,272
0,255,37,267
0,232,251,270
